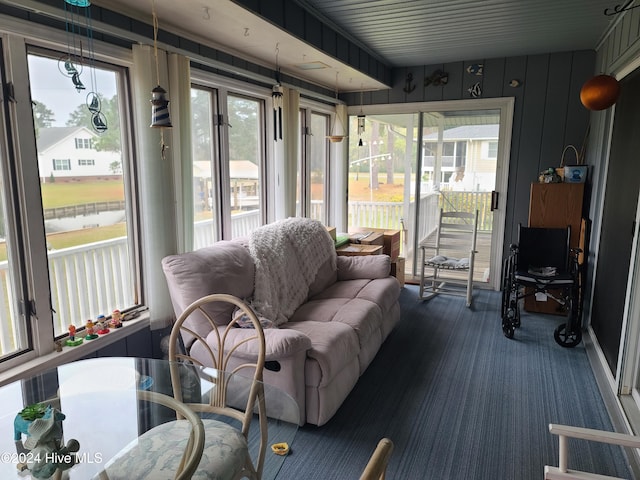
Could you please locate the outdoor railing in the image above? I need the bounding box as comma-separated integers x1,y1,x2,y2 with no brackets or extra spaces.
0,237,135,356
43,201,126,220
0,191,494,356
48,238,134,337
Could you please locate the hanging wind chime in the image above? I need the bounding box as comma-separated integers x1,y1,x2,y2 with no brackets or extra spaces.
357,88,365,147
61,0,107,133
149,0,172,160
327,72,346,143
272,43,283,141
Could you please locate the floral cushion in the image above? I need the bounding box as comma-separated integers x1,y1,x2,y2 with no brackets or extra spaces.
98,418,248,480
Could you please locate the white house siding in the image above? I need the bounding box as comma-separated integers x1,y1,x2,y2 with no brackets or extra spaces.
37,128,121,181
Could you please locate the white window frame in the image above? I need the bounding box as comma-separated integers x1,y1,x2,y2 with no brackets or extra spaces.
191,70,272,241
53,158,71,170
0,25,144,376
299,98,337,226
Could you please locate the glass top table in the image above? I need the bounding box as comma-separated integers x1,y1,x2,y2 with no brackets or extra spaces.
0,357,299,480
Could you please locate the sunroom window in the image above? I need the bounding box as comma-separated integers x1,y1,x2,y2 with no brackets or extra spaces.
26,51,137,339
0,41,138,366
191,84,266,246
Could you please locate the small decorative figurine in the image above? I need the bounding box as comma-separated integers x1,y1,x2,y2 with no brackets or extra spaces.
14,405,80,478
110,309,123,329
65,325,83,347
84,320,98,340
96,314,110,335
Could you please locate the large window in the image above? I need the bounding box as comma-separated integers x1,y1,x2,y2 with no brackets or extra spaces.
191,84,266,246
298,104,332,223
309,112,329,223
0,43,139,367
191,87,218,247
27,52,137,338
227,94,263,239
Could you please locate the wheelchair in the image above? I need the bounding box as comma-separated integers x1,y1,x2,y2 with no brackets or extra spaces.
501,225,582,347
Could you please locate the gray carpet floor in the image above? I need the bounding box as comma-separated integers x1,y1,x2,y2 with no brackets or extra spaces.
275,285,633,479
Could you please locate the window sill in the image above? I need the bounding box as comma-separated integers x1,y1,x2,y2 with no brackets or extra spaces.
0,311,150,388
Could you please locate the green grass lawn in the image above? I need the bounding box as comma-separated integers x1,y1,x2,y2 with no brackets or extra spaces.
41,180,124,208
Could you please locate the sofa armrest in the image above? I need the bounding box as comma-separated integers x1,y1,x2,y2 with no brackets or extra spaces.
336,255,391,280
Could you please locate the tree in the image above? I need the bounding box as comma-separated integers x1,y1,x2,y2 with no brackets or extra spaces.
191,89,213,161
228,97,258,163
109,160,122,174
66,94,121,153
32,101,55,138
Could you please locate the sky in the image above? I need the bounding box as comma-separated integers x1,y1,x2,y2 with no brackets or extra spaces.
28,54,118,127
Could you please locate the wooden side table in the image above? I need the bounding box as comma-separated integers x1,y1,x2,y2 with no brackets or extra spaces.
336,244,383,256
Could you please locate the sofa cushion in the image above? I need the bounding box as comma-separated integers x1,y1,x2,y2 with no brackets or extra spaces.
307,256,338,298
289,298,350,323
289,298,382,349
355,277,401,315
162,242,255,344
310,278,370,301
337,255,391,280
282,321,359,387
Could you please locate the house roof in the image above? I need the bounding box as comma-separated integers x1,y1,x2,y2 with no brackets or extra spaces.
424,124,499,141
37,126,94,152
193,160,259,179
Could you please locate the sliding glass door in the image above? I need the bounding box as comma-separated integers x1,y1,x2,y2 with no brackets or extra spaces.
420,109,501,285
347,99,513,289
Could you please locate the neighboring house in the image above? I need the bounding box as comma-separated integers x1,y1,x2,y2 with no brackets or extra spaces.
36,126,121,182
422,124,498,192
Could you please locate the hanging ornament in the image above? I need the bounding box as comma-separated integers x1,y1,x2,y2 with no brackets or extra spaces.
272,43,283,141
272,84,283,141
61,0,106,133
580,74,620,111
357,115,365,147
327,72,346,143
468,82,482,98
150,85,172,128
357,88,365,147
149,0,171,162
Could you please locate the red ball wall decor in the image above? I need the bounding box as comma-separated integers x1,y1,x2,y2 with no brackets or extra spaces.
580,74,620,111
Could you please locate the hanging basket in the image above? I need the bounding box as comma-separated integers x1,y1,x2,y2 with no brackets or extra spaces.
560,145,587,183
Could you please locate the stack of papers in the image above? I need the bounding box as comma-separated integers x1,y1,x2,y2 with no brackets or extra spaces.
527,266,557,276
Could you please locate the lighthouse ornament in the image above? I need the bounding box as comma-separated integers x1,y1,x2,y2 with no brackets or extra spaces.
150,85,172,128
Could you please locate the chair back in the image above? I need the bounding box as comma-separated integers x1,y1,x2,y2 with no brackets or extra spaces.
516,225,570,273
168,293,267,476
434,209,478,260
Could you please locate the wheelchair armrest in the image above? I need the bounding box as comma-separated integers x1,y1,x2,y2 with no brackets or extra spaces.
570,247,582,263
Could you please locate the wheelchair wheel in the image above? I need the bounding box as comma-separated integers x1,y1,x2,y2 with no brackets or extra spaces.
502,300,519,339
501,256,519,339
503,323,514,339
554,286,582,348
554,324,582,348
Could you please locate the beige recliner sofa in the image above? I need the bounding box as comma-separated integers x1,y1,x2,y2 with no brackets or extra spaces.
161,218,401,426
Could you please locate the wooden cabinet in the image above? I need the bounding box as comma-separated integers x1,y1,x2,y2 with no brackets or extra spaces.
528,183,584,249
525,182,585,314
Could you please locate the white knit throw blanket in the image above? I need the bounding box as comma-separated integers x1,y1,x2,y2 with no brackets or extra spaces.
248,218,336,326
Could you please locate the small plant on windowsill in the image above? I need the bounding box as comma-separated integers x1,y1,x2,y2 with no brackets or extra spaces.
19,403,47,421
